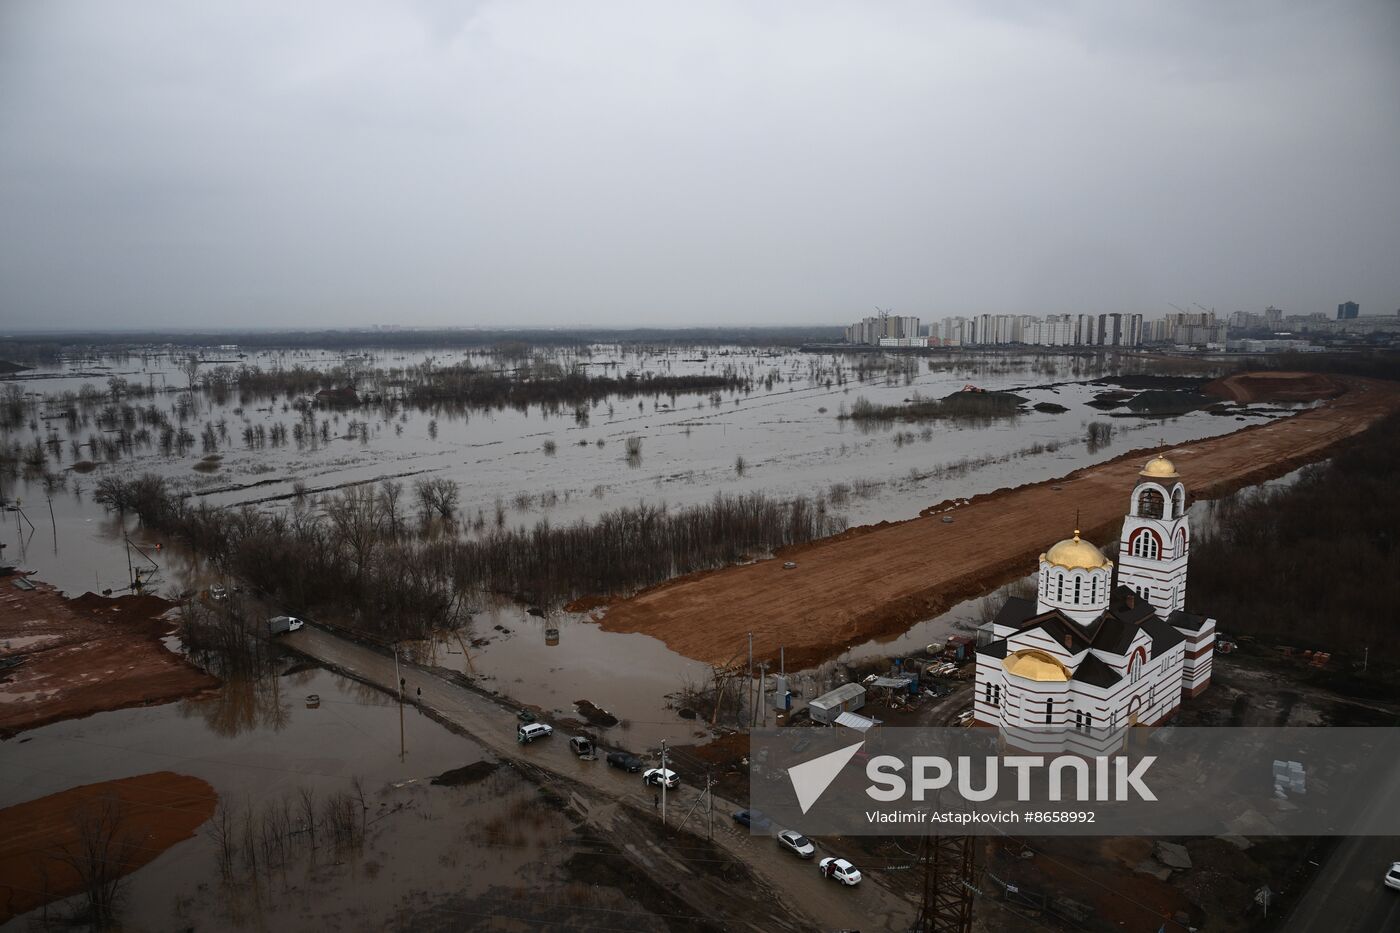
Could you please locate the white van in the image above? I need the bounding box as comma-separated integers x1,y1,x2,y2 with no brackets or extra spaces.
518,723,553,744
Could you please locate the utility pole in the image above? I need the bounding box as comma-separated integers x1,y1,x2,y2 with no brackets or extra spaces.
759,662,768,728
747,633,754,728
660,739,668,826
707,767,713,839
394,644,405,760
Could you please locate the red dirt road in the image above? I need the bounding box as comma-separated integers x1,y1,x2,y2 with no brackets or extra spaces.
598,373,1400,668
0,578,219,737
0,771,216,922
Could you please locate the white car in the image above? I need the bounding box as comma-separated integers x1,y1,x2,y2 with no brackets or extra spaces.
777,830,815,859
1385,861,1400,891
819,857,862,886
642,768,679,790
517,723,553,744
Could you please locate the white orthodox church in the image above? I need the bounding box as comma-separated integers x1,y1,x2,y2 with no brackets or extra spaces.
973,454,1216,743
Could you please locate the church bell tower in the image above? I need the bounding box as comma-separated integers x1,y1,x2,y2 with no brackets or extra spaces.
1117,454,1189,618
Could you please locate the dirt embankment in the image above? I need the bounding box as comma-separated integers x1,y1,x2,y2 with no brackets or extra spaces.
595,374,1400,669
0,771,217,923
1204,370,1347,404
0,577,219,737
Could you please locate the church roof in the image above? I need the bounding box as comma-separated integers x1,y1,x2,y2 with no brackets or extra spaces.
1140,454,1179,479
1141,618,1187,655
1166,609,1211,632
992,597,1038,630
979,638,1009,659
996,586,1182,662
1042,532,1112,571
1071,653,1122,688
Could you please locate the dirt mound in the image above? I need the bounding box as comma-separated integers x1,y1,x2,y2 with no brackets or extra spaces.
1205,371,1347,404
0,771,216,923
574,699,619,727
0,581,217,737
431,761,500,786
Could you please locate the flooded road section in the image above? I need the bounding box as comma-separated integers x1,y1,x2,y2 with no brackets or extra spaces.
1,658,743,931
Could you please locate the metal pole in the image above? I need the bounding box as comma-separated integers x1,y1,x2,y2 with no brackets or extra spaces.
660,739,668,826
760,663,767,728
707,768,713,840
394,644,405,760
780,645,785,678
748,633,755,728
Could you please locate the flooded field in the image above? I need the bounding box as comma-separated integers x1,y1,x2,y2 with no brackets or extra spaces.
1,344,1292,744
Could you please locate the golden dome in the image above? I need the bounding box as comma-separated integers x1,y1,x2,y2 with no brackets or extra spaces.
1140,455,1179,479
1041,532,1110,571
1004,649,1070,682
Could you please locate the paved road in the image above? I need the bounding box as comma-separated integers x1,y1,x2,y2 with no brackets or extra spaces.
599,375,1400,668
283,625,917,932
1282,835,1400,931
1281,757,1400,931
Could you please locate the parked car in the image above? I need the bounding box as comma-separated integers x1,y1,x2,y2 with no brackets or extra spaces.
642,768,679,789
777,830,815,859
209,584,228,601
732,809,772,831
1385,861,1400,891
517,723,553,744
607,751,643,772
267,616,305,635
819,857,862,886
569,736,595,758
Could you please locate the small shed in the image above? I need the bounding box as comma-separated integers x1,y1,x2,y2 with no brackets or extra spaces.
834,711,878,733
809,683,866,725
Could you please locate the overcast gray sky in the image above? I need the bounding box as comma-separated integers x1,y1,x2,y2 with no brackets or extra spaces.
1,0,1397,330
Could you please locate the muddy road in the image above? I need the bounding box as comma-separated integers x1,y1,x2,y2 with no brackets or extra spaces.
280,625,916,932
596,374,1400,667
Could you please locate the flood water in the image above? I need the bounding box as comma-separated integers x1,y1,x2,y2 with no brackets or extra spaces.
1,344,1294,748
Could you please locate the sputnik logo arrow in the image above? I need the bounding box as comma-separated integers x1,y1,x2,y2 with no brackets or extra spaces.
788,741,864,814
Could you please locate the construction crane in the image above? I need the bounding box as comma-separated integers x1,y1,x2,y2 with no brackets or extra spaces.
1167,303,1191,315
1193,302,1214,315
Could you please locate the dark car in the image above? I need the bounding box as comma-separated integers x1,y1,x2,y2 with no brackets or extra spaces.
607,751,643,772
732,809,772,831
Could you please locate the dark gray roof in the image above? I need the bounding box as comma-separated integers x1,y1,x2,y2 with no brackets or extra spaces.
1072,653,1122,688
1110,585,1159,624
1027,615,1095,654
993,597,1038,630
1166,609,1211,633
980,638,1009,659
1090,615,1139,655
1142,618,1187,657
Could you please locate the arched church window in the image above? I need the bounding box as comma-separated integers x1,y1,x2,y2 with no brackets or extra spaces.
1091,577,1098,602
1129,652,1143,684
1173,487,1185,518
1045,698,1054,725
1056,575,1064,601
1137,488,1164,520
1073,577,1081,604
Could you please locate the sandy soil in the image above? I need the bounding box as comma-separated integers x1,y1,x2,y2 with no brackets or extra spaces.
0,771,216,922
0,577,219,737
596,374,1400,668
1203,370,1347,404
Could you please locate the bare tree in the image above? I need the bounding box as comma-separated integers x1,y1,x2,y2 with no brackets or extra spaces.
413,477,459,525
181,355,201,391
55,793,138,927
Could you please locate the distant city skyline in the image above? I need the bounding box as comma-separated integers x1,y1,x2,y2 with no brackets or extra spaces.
2,1,1398,330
